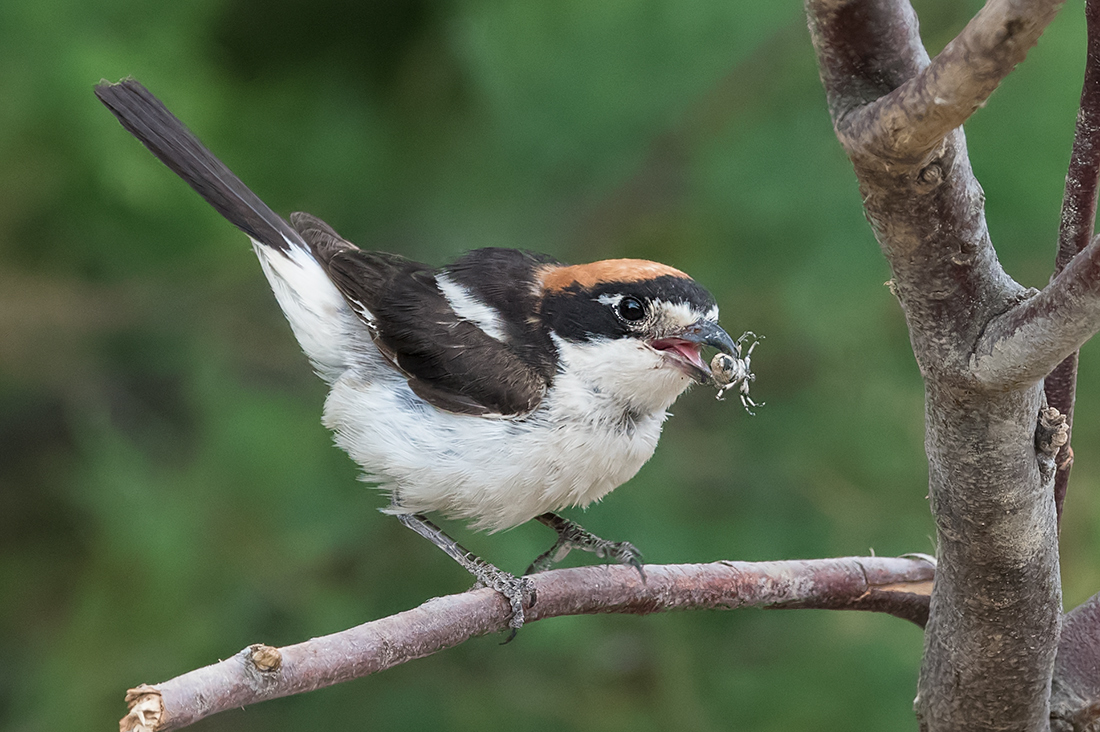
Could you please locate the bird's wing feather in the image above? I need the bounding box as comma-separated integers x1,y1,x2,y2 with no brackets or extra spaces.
293,214,549,417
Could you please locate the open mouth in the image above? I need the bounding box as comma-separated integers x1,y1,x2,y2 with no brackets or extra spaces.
650,337,710,381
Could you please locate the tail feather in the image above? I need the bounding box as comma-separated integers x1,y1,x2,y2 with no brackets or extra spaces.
94,78,301,253
97,78,374,381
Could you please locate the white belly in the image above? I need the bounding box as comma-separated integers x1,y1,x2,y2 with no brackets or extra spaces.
322,368,671,531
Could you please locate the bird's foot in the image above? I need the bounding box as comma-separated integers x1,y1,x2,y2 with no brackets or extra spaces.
471,565,537,642
526,513,645,581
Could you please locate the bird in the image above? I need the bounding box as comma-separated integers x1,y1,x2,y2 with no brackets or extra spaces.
94,78,759,633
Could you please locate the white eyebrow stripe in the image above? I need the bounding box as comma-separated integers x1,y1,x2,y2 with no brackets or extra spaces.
436,273,509,342
599,293,717,329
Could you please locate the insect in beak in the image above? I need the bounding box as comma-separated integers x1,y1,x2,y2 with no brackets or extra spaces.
709,332,763,414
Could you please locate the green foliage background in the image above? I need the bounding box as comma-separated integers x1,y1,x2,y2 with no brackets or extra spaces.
2,0,1099,729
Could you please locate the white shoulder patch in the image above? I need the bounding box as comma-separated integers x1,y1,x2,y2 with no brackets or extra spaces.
436,273,508,342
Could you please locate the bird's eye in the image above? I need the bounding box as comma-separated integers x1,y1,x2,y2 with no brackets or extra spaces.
617,296,646,322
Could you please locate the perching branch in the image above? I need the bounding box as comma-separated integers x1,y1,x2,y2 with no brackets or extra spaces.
118,557,935,732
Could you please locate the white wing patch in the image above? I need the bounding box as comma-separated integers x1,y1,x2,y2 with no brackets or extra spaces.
436,273,508,342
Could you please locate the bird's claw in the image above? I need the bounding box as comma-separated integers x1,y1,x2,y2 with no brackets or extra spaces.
527,513,646,582
473,568,537,642
593,540,646,582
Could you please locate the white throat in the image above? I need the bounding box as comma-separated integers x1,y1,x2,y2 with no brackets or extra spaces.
550,334,694,418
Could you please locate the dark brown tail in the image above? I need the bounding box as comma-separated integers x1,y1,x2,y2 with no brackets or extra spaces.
94,78,302,252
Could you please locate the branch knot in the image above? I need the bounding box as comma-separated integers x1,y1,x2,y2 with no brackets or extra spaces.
1037,406,1070,458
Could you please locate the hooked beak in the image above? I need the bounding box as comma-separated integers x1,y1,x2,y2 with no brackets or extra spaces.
649,319,738,384
679,319,738,356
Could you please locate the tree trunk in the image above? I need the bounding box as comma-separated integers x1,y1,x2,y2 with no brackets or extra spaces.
805,0,1071,728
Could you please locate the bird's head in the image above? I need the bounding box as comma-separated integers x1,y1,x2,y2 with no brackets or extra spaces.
538,259,739,415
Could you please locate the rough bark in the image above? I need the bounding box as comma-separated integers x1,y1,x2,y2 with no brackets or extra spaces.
117,557,934,731
805,0,1071,729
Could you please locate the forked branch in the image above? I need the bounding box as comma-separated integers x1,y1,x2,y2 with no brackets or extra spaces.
809,0,1063,161
973,236,1100,389
806,1,1069,730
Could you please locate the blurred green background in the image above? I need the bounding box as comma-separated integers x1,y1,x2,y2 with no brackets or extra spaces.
3,0,1099,729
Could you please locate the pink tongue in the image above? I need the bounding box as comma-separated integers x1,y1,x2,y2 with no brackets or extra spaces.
655,339,706,370
676,342,706,370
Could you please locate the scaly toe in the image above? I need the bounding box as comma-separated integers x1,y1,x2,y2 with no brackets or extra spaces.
494,574,536,643
609,541,646,582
